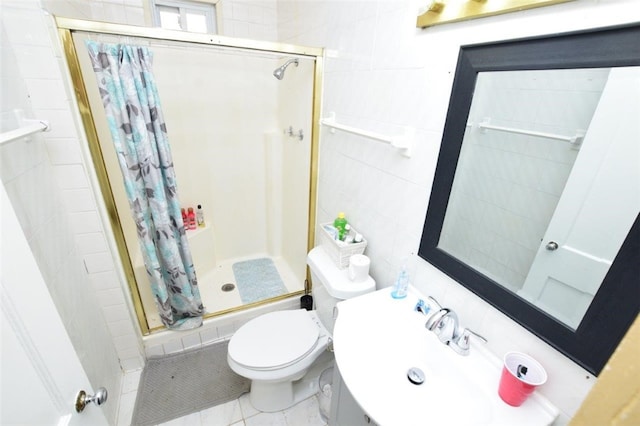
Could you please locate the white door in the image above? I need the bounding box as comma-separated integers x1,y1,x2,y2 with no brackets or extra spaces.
0,184,109,425
519,67,640,329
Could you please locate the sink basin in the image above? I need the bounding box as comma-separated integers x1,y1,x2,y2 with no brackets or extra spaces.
333,286,559,426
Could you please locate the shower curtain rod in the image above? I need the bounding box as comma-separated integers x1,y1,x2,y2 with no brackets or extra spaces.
75,32,293,62
146,39,299,60
55,17,323,58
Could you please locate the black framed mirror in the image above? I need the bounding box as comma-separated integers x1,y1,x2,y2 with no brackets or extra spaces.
418,23,640,375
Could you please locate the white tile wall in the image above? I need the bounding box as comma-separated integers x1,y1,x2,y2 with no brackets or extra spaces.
75,231,109,253
44,137,84,163
116,370,139,425
62,188,97,212
0,2,126,424
83,251,116,273
52,163,89,188
222,0,278,40
4,0,636,424
181,333,203,351
45,0,278,38
276,0,639,423
69,210,104,233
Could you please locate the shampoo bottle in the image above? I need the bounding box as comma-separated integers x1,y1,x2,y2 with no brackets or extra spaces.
391,265,410,299
196,204,205,228
187,207,197,230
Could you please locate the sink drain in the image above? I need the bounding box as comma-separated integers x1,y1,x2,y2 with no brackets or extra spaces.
407,367,425,385
221,283,235,292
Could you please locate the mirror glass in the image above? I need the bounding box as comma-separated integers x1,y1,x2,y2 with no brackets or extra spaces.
439,67,638,330
419,24,640,375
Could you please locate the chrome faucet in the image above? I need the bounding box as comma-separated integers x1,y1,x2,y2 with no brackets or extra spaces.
425,307,487,356
425,308,461,344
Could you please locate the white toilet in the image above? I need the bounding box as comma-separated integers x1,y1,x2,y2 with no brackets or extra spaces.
227,246,375,412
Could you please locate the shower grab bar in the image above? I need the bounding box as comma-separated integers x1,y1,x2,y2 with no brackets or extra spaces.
477,118,585,146
320,112,414,157
0,119,50,146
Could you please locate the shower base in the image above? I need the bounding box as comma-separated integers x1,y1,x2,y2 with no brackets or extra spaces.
143,255,303,330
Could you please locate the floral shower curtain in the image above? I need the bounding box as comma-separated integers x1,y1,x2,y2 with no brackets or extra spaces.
86,41,204,330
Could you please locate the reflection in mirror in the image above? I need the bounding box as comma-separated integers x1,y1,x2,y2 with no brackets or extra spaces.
419,23,640,375
438,67,638,330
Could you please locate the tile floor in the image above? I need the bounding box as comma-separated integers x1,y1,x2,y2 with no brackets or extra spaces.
117,369,328,426
158,393,327,426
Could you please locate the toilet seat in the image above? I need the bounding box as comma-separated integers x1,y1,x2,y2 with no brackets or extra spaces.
228,310,320,371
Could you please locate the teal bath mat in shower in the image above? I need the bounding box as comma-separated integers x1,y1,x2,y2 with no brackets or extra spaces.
232,258,288,304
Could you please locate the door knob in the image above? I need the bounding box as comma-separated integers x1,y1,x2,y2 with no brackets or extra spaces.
75,387,108,413
545,241,559,251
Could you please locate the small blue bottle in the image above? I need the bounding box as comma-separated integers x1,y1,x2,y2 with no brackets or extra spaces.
391,266,410,299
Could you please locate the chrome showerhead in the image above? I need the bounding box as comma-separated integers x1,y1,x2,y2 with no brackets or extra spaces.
273,58,299,80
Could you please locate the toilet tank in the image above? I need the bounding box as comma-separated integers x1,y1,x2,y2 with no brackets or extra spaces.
307,246,375,334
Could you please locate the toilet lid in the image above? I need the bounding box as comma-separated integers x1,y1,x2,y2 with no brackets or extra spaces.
229,310,320,370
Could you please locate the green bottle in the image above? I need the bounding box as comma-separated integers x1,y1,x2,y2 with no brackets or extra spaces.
333,212,348,241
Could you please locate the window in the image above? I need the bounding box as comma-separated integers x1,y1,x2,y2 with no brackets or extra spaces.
151,0,217,34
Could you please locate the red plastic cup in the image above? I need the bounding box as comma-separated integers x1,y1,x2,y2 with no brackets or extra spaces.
498,352,547,407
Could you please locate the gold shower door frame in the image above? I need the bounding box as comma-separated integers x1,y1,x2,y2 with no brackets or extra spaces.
57,17,323,335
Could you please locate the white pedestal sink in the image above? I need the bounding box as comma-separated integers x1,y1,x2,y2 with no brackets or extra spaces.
333,286,559,426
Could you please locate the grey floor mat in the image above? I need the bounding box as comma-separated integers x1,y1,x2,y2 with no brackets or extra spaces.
131,340,250,426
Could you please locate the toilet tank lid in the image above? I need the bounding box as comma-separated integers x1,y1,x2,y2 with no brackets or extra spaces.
307,246,375,299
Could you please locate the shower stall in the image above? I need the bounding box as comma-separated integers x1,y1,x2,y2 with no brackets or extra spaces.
58,18,322,334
